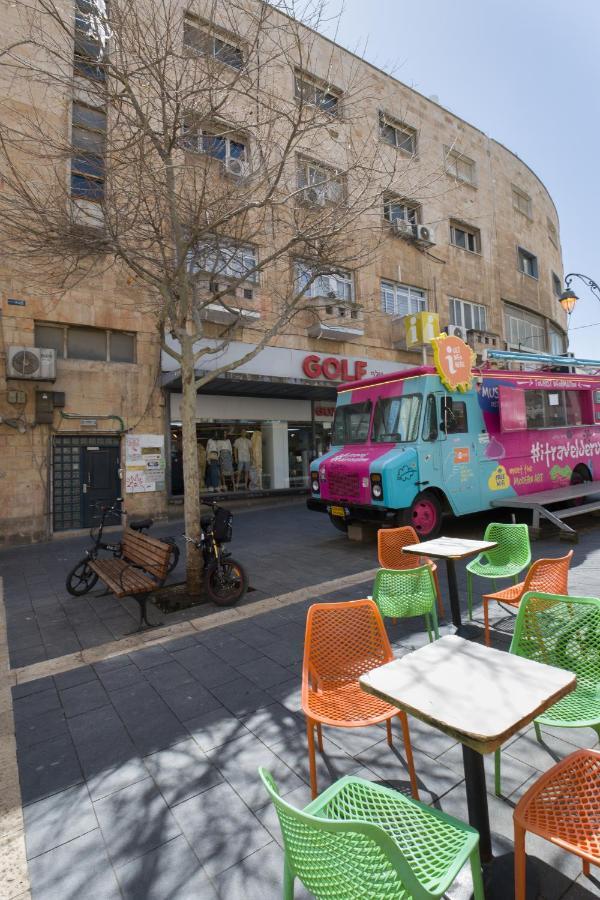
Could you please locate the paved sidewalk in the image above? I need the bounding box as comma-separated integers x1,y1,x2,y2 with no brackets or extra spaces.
3,504,600,898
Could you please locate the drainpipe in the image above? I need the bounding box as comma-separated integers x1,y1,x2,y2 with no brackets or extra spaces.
59,411,125,432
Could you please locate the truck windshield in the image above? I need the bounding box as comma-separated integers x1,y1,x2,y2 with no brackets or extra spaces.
372,394,422,443
332,401,372,444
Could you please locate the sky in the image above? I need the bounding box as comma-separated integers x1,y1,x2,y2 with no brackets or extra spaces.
320,0,600,359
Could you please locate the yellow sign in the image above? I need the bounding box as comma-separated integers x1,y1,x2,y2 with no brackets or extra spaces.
431,333,476,392
488,465,511,491
404,312,440,348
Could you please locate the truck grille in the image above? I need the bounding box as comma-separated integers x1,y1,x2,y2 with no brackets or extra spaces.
328,469,361,501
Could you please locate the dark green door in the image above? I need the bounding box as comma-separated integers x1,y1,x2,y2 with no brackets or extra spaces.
53,435,121,531
81,445,121,527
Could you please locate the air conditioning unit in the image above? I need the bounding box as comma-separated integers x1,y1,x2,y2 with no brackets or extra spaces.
392,219,415,239
445,324,468,342
225,157,250,178
7,347,57,381
303,186,327,207
415,224,435,245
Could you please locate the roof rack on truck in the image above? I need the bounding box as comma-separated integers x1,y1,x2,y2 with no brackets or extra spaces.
481,349,600,371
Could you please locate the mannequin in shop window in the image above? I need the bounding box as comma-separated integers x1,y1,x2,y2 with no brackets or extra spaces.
217,432,234,492
205,436,220,492
234,431,252,490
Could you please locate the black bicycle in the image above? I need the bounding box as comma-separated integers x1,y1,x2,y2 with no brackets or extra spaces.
183,503,248,606
66,499,180,596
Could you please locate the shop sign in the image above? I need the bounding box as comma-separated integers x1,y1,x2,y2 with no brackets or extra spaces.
314,404,336,421
431,334,475,393
302,354,367,382
405,312,440,348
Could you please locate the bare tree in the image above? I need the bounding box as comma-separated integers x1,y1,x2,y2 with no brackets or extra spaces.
0,0,439,590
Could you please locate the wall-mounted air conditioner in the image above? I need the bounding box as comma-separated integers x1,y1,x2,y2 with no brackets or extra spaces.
445,324,468,342
392,219,415,238
415,224,435,245
225,157,250,178
7,347,57,381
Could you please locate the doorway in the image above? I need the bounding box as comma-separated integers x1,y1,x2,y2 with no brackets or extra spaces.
53,435,121,531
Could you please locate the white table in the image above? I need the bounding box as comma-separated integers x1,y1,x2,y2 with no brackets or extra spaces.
360,635,576,867
403,536,498,631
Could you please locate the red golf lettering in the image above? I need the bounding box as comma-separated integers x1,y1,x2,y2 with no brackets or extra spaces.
321,357,340,380
302,355,321,379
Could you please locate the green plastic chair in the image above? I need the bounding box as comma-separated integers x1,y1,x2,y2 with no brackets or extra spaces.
372,565,440,642
494,591,600,796
259,768,484,900
466,522,531,620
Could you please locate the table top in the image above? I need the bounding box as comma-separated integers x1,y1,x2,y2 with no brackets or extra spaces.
402,536,498,560
359,635,576,753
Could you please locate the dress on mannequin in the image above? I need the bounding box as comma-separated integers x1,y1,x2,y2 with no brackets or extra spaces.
217,436,233,489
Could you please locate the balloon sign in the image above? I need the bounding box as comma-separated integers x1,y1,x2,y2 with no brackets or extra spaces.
431,334,476,392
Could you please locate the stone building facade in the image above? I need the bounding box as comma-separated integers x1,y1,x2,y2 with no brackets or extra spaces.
0,0,567,543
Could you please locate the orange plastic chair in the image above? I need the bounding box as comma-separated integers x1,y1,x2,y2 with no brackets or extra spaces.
378,526,444,618
482,551,573,646
302,599,420,801
514,749,600,899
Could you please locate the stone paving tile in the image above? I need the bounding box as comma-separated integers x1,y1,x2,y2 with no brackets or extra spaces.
12,686,61,722
115,835,218,900
143,738,223,807
96,662,146,692
209,676,274,716
23,783,97,860
239,702,304,750
184,705,251,751
58,679,110,718
15,707,69,750
27,829,122,900
94,776,181,867
18,732,84,806
212,840,311,900
235,655,295,688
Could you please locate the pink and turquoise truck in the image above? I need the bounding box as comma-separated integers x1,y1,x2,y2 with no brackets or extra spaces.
307,351,600,538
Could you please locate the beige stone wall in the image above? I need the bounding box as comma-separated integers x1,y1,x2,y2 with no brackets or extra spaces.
0,0,566,542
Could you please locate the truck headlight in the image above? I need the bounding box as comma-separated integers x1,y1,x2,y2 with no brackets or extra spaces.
311,476,320,493
370,474,383,500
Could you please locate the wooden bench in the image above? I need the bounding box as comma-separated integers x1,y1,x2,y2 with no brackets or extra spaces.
89,528,172,630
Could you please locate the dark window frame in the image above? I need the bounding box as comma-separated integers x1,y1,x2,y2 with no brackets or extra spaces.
517,246,539,279
34,322,136,364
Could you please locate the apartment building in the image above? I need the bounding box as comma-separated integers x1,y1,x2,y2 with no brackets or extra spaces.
0,0,567,543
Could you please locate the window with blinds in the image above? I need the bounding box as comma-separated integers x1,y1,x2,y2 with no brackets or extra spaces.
380,281,427,317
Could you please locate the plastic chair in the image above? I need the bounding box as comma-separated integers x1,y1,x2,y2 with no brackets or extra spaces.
514,749,600,898
482,551,573,646
372,565,440,642
259,768,485,900
378,525,444,617
302,599,419,799
466,522,531,620
494,592,600,796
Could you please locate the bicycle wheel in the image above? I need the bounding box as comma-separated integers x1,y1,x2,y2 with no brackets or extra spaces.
204,558,248,607
66,559,98,596
165,539,180,574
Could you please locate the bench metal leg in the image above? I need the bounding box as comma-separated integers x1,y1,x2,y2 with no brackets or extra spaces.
128,594,164,633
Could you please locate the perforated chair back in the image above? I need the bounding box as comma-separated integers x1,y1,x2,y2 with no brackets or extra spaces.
378,526,422,569
303,599,393,689
522,551,573,596
511,592,600,728
373,565,437,619
480,522,531,571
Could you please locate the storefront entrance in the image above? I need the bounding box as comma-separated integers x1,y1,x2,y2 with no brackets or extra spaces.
53,435,121,531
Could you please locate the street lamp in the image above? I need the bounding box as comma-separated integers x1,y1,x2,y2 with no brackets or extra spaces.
559,273,600,316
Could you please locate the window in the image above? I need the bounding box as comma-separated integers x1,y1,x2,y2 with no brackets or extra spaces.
34,323,135,363
297,158,343,204
547,217,559,248
381,281,426,317
441,398,468,434
504,303,546,352
450,220,481,253
383,197,420,225
378,113,416,155
525,389,582,429
190,239,258,283
517,246,539,279
295,262,353,302
74,0,106,81
423,394,438,442
181,121,247,170
449,297,487,332
444,147,476,186
332,401,371,444
294,72,340,116
183,16,243,69
548,323,566,355
372,395,421,443
512,185,532,218
71,101,106,200
552,272,562,298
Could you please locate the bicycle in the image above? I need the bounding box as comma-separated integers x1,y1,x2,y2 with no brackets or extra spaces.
65,499,180,596
183,502,248,606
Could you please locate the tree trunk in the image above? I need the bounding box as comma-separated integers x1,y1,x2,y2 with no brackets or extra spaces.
180,335,203,594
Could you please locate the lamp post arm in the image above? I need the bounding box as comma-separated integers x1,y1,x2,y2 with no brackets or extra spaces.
565,273,600,304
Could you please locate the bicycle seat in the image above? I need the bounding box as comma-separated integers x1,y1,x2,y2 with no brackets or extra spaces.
129,518,153,531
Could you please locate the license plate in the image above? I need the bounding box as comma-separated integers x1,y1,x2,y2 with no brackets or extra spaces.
330,505,345,518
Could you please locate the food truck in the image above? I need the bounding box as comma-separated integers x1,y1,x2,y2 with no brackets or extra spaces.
307,342,600,538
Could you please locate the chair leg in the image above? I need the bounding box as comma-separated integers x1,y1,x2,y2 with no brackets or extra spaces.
433,569,444,617
534,721,542,742
386,717,393,747
431,603,439,641
306,718,318,799
491,578,497,592
283,859,295,900
425,613,433,644
514,822,527,900
583,859,591,877
494,748,501,796
467,572,473,620
469,846,485,900
316,722,323,753
483,598,490,647
398,711,419,800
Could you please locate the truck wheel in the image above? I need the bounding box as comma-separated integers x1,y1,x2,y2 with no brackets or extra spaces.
407,491,442,539
328,514,349,533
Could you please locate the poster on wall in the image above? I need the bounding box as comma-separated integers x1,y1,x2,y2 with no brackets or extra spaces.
125,434,165,493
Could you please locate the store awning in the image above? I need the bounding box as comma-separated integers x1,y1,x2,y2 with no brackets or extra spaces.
161,369,338,401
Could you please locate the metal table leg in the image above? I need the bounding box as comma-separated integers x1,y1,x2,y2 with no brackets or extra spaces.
445,558,462,629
